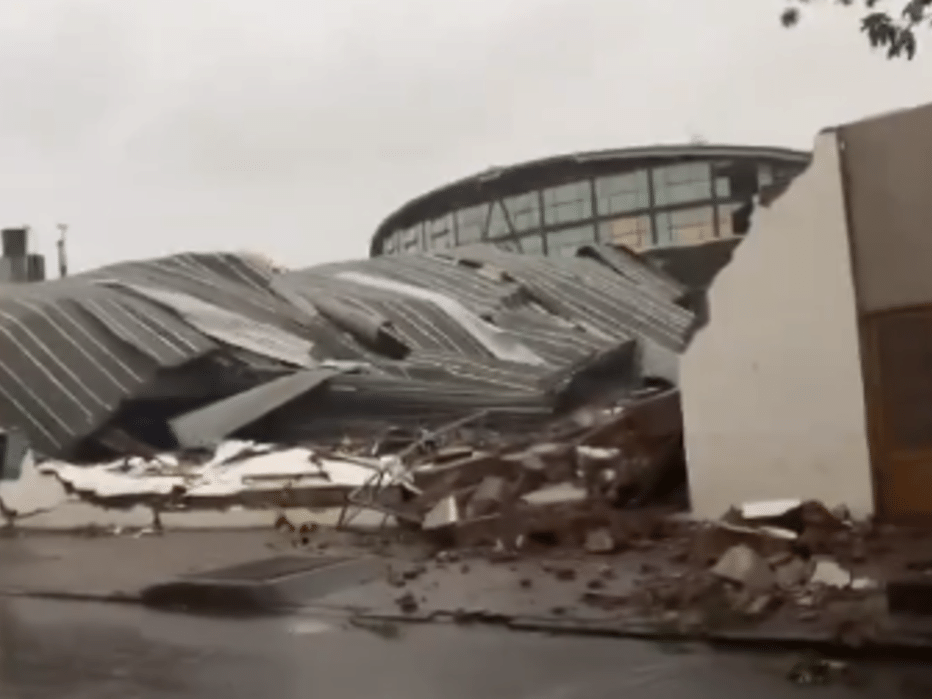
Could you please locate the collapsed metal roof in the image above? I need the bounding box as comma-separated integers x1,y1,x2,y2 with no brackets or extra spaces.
0,244,695,460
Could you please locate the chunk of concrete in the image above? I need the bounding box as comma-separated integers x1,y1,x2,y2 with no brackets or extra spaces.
584,527,616,554
810,558,852,588
521,483,587,506
711,544,775,592
689,522,793,565
774,557,815,589
739,499,802,519
467,476,508,518
423,496,459,530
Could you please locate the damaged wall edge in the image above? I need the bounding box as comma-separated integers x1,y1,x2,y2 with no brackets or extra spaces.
679,130,874,520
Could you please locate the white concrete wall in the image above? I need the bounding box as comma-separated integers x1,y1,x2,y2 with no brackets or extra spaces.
841,101,932,313
680,131,875,519
639,336,679,384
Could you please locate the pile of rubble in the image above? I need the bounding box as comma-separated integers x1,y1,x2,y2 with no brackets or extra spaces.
0,242,700,531
628,499,890,643
392,387,684,548
29,385,684,537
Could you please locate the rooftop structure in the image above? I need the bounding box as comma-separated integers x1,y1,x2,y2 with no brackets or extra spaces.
370,144,810,258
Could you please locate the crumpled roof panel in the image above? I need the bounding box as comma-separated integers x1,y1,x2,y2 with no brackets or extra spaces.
0,244,695,459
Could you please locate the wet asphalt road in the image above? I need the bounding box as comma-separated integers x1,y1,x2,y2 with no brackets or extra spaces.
0,599,931,698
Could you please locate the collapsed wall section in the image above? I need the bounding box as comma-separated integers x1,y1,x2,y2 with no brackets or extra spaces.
680,131,874,519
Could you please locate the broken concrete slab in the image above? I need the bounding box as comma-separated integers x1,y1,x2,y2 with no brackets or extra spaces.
711,544,775,592
467,476,510,518
810,558,853,588
423,496,460,530
689,521,793,566
773,557,815,590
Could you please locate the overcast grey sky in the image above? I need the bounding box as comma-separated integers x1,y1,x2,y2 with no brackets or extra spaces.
1,0,930,272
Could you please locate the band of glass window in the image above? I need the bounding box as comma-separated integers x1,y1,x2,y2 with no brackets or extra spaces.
381,160,792,256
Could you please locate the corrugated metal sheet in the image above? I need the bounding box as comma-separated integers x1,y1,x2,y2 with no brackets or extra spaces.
0,245,695,459
444,244,695,351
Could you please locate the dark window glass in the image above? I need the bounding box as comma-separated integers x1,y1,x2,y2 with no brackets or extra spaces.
517,233,544,254
546,224,596,255
402,224,423,250
654,206,715,247
652,163,712,206
503,192,541,232
542,181,593,226
431,230,451,250
717,203,743,237
597,215,652,251
595,170,650,215
427,214,453,250
455,204,489,244
486,202,511,239
714,175,731,198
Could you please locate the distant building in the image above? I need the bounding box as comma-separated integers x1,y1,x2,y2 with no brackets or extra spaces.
0,228,45,283
369,144,810,258
0,227,43,479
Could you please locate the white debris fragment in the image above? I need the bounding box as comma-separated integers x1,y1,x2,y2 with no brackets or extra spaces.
773,557,815,589
717,521,798,540
423,495,459,530
851,577,878,591
39,443,375,501
206,440,274,466
810,558,853,588
521,483,587,506
711,544,776,592
0,451,70,515
739,499,802,519
44,462,183,497
584,527,616,554
575,446,620,461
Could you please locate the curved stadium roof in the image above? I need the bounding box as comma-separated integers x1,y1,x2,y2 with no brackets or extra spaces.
370,143,811,256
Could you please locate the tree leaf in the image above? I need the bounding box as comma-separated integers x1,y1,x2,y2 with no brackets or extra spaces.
780,7,801,27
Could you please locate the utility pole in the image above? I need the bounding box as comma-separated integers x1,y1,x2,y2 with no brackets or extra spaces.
55,223,68,278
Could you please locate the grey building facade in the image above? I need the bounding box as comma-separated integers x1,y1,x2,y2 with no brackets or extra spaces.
370,144,810,258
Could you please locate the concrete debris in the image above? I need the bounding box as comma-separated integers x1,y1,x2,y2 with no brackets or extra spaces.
688,521,793,566
546,566,577,582
787,656,851,685
36,441,375,517
423,496,460,531
810,558,853,588
850,577,877,591
395,592,419,614
739,499,802,520
467,476,510,518
583,527,616,554
711,545,776,592
610,494,897,642
520,484,587,507
773,556,815,589
733,498,847,535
